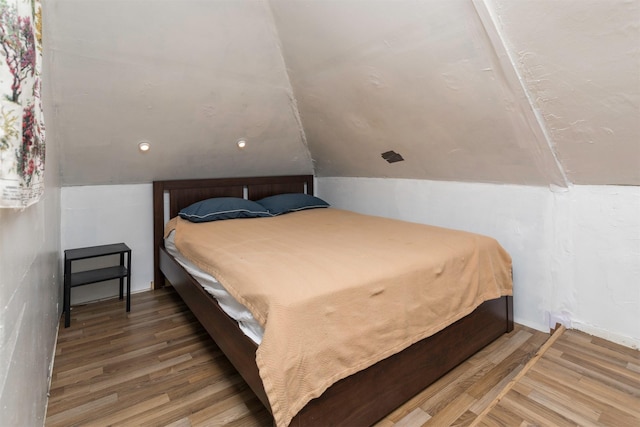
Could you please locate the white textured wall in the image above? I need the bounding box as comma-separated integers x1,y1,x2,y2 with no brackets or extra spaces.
569,186,640,344
58,179,640,348
0,24,61,423
0,194,61,425
61,184,153,303
317,177,640,348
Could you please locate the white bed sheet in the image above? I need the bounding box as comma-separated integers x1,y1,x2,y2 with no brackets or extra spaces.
165,230,264,344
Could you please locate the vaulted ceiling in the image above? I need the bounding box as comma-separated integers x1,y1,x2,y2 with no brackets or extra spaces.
45,0,639,187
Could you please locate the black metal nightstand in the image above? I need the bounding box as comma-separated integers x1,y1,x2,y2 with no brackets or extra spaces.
63,243,131,327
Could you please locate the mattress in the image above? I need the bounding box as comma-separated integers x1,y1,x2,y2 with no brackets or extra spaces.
164,230,264,344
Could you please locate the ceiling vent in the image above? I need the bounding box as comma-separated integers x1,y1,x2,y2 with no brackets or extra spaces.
381,150,404,163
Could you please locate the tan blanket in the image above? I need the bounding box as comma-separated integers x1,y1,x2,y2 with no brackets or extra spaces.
166,208,512,426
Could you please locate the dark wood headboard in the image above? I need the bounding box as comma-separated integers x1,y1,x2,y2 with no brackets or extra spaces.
152,175,314,289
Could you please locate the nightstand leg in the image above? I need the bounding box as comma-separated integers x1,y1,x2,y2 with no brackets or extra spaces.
119,253,124,301
126,250,131,312
64,258,71,328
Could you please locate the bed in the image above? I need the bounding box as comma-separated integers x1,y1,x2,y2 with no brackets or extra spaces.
153,175,514,426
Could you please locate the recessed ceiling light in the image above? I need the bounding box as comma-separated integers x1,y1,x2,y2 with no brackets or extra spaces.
138,141,151,152
237,139,247,149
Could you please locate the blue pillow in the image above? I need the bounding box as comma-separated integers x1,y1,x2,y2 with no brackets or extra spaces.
256,193,330,215
179,197,272,223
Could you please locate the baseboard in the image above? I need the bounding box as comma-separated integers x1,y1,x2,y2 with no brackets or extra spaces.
43,316,61,422
572,320,639,350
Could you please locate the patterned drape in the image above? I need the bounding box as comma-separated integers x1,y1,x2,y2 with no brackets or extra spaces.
0,0,45,208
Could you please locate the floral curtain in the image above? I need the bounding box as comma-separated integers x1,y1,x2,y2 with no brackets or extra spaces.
0,0,44,208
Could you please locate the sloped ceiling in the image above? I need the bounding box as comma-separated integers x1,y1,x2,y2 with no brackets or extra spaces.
46,1,313,185
46,0,639,187
487,0,640,185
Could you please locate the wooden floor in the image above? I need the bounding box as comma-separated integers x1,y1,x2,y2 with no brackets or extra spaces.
46,288,640,427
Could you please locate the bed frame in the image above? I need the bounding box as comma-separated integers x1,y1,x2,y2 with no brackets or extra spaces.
153,175,514,426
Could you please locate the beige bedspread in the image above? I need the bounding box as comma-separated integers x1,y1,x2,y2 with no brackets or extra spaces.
166,208,512,427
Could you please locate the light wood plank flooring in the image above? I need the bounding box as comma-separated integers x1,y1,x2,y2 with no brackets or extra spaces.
46,288,639,426
476,325,640,426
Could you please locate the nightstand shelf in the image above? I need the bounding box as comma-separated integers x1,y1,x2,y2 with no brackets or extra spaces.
70,265,129,287
64,243,131,328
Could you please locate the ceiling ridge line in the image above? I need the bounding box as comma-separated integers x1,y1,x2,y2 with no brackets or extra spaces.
265,0,315,174
471,0,570,189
